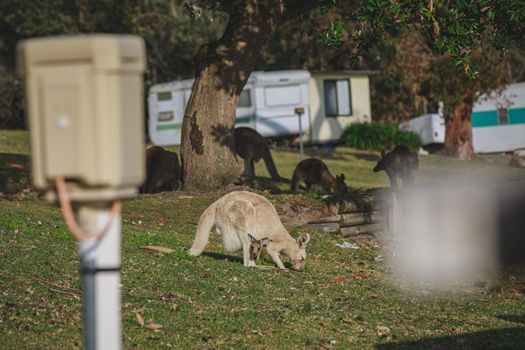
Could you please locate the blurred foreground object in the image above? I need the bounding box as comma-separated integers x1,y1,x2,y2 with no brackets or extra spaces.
18,34,146,350
18,34,146,200
388,177,525,290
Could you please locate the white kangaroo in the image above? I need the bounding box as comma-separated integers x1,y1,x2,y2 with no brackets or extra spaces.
189,191,310,270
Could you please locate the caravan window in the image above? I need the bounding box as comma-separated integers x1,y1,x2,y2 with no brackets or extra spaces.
158,111,174,122
497,108,508,124
324,79,352,117
264,86,301,107
238,89,252,108
157,91,172,101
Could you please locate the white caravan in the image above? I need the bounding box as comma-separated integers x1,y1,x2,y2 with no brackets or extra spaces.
403,82,525,153
148,70,310,146
399,113,445,146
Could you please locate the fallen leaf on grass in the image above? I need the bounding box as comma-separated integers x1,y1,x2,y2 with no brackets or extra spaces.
332,275,345,285
376,325,391,338
145,322,163,331
7,163,24,170
135,312,145,327
248,329,263,336
140,246,175,254
508,288,523,295
406,325,416,332
351,273,368,281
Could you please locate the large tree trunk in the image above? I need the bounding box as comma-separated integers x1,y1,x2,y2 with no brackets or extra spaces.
180,1,284,190
443,91,476,160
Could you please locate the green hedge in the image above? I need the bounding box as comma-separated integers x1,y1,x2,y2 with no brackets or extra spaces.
340,122,421,150
0,69,25,129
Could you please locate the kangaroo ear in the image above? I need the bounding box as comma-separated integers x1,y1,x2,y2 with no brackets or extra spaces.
261,237,269,247
340,174,345,181
248,234,256,243
381,150,386,157
297,233,310,248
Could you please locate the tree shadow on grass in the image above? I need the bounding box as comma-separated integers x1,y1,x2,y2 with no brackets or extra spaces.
202,251,242,264
375,327,525,350
498,314,525,325
273,147,348,161
234,175,290,194
347,151,381,162
0,153,31,196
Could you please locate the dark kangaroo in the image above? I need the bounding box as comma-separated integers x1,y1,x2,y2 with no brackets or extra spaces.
234,127,282,181
141,146,181,194
373,145,419,189
291,158,347,194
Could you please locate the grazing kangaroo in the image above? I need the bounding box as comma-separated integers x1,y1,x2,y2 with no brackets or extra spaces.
291,158,347,194
141,146,181,194
234,127,282,181
373,145,419,188
189,191,311,270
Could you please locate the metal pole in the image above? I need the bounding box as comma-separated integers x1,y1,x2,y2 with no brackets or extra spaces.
295,107,305,158
78,205,122,350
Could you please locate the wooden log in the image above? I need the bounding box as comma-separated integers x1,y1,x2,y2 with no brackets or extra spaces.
340,211,385,227
307,214,341,224
340,223,385,237
305,222,340,234
328,196,382,214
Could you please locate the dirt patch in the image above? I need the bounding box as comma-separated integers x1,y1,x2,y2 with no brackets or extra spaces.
272,196,331,230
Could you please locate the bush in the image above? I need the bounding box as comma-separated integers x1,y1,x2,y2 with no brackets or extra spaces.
0,68,25,129
340,122,421,150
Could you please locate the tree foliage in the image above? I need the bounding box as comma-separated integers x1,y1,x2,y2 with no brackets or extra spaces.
0,0,226,128
319,0,525,77
316,1,524,159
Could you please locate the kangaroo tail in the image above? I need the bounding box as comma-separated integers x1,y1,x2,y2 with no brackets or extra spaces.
189,201,217,256
262,147,281,181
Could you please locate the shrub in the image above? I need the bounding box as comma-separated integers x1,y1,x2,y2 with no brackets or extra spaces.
340,122,421,150
0,68,25,129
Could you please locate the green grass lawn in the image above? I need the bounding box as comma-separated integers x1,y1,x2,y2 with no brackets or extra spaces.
1,130,524,349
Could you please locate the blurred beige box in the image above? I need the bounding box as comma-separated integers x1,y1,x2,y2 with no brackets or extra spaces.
18,35,146,198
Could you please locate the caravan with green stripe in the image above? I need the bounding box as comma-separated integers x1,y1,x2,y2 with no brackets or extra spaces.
148,70,310,146
148,69,375,146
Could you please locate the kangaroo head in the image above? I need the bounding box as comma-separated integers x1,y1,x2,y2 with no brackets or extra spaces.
373,150,387,173
248,234,269,262
334,174,348,193
290,233,311,271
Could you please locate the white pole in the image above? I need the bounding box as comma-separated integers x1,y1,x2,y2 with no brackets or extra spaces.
296,108,305,158
78,205,122,350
